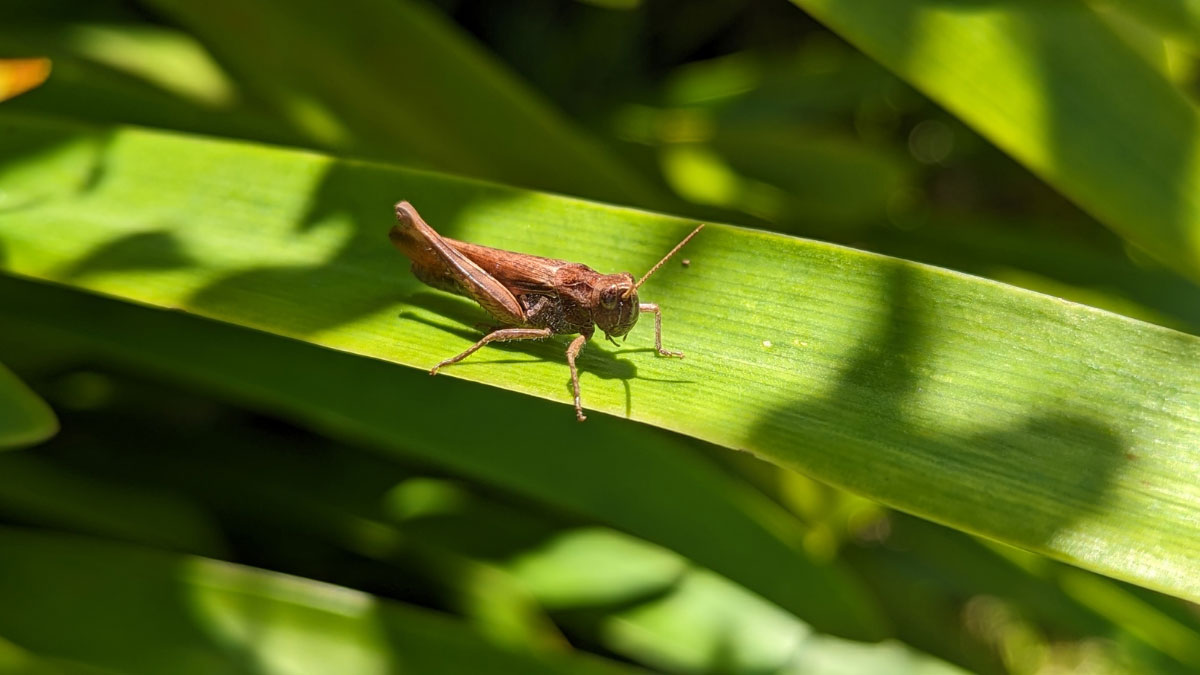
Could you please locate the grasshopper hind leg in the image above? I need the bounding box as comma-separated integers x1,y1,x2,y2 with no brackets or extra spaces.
429,327,554,375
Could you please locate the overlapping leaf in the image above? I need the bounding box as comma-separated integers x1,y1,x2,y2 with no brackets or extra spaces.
791,0,1200,282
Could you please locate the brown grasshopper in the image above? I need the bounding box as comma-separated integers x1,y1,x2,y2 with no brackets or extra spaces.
390,201,702,421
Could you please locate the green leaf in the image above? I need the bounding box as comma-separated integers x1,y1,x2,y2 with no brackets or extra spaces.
134,0,662,207
505,529,970,675
862,215,1200,335
787,0,1200,282
1091,0,1200,52
846,513,1200,672
0,526,651,675
0,116,1198,608
0,361,57,449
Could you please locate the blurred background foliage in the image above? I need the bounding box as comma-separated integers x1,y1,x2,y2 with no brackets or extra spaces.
0,0,1198,674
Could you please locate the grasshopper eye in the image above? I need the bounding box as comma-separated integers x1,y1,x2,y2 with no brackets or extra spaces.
601,287,620,310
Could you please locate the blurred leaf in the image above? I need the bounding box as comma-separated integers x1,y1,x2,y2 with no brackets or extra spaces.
660,43,905,122
507,528,686,609
0,393,968,672
1090,0,1200,52
711,125,910,224
601,568,966,675
500,523,967,673
0,362,57,449
0,526,652,675
1054,566,1200,666
654,129,909,227
502,525,969,674
789,0,1200,282
0,453,225,554
621,46,915,230
0,19,300,145
0,374,577,652
135,0,662,207
848,513,1200,673
0,57,50,102
0,117,1198,610
0,635,114,675
55,23,234,106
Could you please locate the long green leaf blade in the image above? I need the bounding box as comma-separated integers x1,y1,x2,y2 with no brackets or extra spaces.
0,116,1197,605
789,0,1200,281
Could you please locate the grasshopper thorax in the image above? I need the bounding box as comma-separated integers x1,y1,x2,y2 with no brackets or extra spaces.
593,272,639,340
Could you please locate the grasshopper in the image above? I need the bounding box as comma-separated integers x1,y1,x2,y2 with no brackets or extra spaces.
390,201,702,421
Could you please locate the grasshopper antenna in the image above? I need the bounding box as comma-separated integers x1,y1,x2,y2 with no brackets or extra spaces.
623,224,705,299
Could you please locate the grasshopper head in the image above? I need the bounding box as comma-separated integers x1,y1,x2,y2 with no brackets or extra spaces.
594,272,639,341
592,223,705,345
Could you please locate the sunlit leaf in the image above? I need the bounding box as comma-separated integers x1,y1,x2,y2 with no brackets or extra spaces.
789,0,1200,282
0,116,1197,610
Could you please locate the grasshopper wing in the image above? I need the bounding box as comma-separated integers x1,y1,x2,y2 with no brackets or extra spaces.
391,202,527,326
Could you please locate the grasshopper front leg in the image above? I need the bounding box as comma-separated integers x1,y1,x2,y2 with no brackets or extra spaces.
638,303,683,358
430,327,554,375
